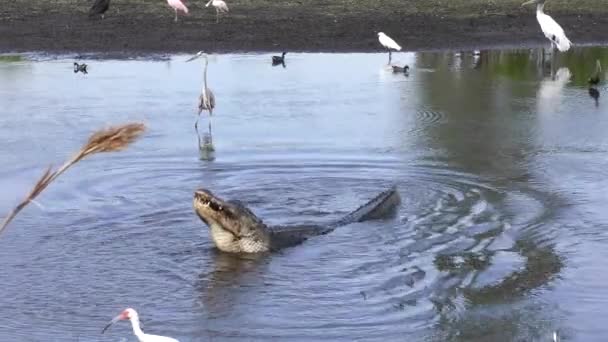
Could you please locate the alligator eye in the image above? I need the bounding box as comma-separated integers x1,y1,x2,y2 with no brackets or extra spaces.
209,201,221,211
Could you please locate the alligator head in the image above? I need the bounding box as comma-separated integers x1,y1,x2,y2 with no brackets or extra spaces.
193,189,271,253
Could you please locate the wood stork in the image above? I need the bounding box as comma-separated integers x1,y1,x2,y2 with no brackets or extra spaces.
589,59,602,86
102,308,179,342
167,0,189,22
521,0,571,52
206,0,229,23
187,51,216,148
88,0,110,19
377,32,401,64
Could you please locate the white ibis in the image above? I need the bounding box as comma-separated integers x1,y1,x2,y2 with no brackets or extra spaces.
377,32,401,64
102,308,179,342
521,0,571,52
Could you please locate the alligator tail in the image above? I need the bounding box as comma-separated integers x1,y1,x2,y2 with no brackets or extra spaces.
331,186,400,227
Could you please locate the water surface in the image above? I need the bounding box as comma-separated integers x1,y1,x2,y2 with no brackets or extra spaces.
1,47,608,341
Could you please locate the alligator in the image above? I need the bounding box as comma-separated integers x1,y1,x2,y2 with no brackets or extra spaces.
193,186,401,253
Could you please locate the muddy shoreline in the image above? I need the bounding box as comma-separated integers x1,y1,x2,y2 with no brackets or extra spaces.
1,0,607,55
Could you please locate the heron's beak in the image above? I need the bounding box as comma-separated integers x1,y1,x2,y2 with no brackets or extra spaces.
186,55,199,62
205,0,212,7
521,0,536,6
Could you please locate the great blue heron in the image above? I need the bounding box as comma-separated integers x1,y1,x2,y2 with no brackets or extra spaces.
206,0,229,23
88,0,110,19
186,51,216,145
521,0,571,52
377,32,401,64
589,59,602,86
167,0,189,22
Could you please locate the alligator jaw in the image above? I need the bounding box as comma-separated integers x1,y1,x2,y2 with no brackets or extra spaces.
193,189,271,253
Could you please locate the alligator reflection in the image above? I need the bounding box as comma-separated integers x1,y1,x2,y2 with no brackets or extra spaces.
197,251,267,315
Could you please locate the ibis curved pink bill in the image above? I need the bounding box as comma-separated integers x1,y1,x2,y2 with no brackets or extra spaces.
102,308,179,342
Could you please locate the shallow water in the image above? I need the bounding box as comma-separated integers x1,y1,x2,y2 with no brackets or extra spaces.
0,47,607,341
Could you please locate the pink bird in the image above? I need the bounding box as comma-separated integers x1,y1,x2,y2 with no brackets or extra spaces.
167,0,189,22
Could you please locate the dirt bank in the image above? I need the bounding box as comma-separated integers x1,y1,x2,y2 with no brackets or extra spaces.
0,0,607,54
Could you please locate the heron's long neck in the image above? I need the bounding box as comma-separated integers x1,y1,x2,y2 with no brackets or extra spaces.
203,59,209,91
536,3,545,14
129,317,145,340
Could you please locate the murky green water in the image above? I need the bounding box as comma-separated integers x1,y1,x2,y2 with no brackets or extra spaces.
0,47,607,341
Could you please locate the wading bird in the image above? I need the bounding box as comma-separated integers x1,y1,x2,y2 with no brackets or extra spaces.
73,62,88,74
272,52,287,65
88,0,110,19
391,65,409,74
102,308,179,342
186,51,216,143
377,32,401,64
589,59,602,86
206,0,229,23
167,0,189,22
521,0,571,52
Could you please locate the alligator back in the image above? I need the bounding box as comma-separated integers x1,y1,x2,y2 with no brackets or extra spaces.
330,186,400,228
268,186,400,250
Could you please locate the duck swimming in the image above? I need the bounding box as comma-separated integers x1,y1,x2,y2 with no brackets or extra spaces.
272,52,287,65
73,62,88,74
391,65,409,74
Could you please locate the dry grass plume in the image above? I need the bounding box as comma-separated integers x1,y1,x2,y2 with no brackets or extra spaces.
0,122,146,235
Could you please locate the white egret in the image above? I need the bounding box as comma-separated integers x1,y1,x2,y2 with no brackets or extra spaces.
102,308,179,342
377,32,401,64
206,0,229,23
521,0,571,52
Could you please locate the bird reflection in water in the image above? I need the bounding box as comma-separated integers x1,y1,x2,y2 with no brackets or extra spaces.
589,87,600,107
198,127,215,161
588,60,602,107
